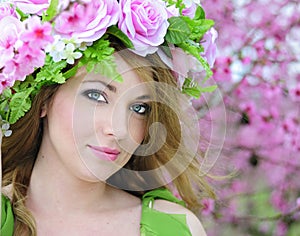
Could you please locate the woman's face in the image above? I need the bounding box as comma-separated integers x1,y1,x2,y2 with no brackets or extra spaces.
40,55,152,181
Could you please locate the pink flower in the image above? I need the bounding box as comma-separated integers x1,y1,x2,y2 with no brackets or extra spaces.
212,56,232,82
0,74,15,94
0,16,24,68
182,0,198,18
54,0,120,43
289,84,300,102
166,0,199,18
296,197,300,208
157,46,198,88
3,60,25,83
270,190,289,213
201,198,215,216
17,43,46,69
166,5,179,18
201,27,218,68
0,2,18,20
21,16,53,49
119,0,169,56
13,0,49,15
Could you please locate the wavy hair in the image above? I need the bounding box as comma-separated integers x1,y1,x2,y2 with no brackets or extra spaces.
2,43,215,235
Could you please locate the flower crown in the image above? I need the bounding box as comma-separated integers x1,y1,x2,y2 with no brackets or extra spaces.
0,0,217,136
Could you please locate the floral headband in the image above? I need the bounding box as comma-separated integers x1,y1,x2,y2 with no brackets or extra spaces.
0,0,217,136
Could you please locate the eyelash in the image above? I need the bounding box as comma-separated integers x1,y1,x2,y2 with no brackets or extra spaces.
130,103,151,116
83,89,151,115
83,89,107,103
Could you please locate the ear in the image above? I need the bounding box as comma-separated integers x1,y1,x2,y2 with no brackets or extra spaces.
40,104,47,118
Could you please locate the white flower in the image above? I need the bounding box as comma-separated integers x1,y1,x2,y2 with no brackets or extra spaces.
46,35,66,62
1,122,12,137
183,0,200,7
62,43,82,64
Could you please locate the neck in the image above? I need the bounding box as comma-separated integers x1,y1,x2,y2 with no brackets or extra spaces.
26,152,116,216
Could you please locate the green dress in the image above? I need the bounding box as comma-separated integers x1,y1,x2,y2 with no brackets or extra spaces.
1,188,192,236
1,194,14,236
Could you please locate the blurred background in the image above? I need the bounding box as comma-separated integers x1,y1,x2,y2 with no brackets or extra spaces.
196,0,300,235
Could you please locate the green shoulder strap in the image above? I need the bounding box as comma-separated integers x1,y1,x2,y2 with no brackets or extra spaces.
140,188,192,236
1,194,14,236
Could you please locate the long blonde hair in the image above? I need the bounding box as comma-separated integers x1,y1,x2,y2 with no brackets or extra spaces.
2,44,215,235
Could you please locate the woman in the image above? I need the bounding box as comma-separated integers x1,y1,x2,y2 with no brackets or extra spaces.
1,0,217,235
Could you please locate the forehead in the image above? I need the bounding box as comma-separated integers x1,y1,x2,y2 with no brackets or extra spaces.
57,52,154,99
70,55,151,95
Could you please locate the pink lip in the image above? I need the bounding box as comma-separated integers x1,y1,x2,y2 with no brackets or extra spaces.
88,145,120,161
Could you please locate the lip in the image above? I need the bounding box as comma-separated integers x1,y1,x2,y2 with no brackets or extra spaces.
88,145,120,161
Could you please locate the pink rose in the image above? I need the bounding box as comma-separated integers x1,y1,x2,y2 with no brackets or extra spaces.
201,27,218,68
0,2,18,20
13,0,50,15
119,0,169,56
54,0,120,43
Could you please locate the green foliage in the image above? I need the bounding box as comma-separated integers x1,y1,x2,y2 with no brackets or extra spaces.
194,5,206,20
9,88,34,124
163,0,185,14
164,5,215,98
0,54,70,124
36,56,67,84
178,41,213,81
15,7,29,21
182,16,214,41
79,38,122,82
42,0,59,22
106,25,134,49
165,17,191,44
182,77,217,98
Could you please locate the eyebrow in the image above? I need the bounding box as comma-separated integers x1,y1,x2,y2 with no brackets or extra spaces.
135,95,152,100
83,80,151,100
83,80,117,93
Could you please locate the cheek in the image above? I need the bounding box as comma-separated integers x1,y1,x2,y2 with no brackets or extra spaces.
128,117,147,145
49,100,74,141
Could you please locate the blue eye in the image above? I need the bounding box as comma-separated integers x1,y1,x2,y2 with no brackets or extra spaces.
83,90,107,103
130,103,151,115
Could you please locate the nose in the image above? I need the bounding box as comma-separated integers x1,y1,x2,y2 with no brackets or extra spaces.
100,106,128,140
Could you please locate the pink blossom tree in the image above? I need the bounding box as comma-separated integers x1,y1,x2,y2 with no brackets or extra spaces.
198,0,300,235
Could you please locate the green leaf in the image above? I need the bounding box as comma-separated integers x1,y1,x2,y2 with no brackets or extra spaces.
9,88,34,124
36,58,67,83
182,78,217,99
0,100,9,118
2,88,12,98
199,85,217,93
182,87,201,98
163,0,185,14
165,17,191,44
93,59,123,82
182,77,200,98
194,6,206,20
79,38,122,82
63,64,79,80
15,7,29,21
106,26,134,49
43,0,59,22
160,41,173,59
178,42,213,81
182,17,214,41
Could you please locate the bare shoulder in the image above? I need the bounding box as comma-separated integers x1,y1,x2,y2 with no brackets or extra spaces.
2,184,13,200
153,199,207,236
